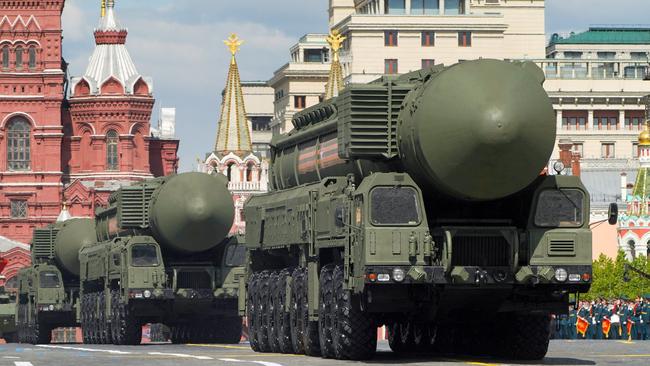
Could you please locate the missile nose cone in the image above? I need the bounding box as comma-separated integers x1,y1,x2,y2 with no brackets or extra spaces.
478,107,518,145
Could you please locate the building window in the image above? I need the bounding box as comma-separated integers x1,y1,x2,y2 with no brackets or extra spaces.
10,200,28,219
226,162,235,182
251,117,271,131
597,52,616,60
1,47,8,68
634,142,640,158
601,143,615,159
458,31,472,47
385,0,406,14
106,130,119,171
385,59,398,74
6,118,31,171
422,59,435,69
594,115,618,130
28,47,36,69
572,143,583,157
421,31,435,46
564,52,583,59
631,52,648,60
246,163,255,182
15,46,23,69
445,0,465,15
412,0,439,14
304,49,326,63
294,95,306,109
385,31,398,47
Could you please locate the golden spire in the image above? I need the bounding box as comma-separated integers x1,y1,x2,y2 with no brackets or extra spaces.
326,29,346,63
101,0,106,17
224,34,244,64
325,29,346,100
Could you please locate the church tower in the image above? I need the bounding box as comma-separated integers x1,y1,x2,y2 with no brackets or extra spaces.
618,96,650,260
0,0,66,242
203,34,268,234
63,0,174,217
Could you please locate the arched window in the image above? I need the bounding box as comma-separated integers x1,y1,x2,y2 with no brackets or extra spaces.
106,130,119,171
28,47,36,69
628,240,636,259
227,162,235,182
1,47,8,69
6,118,31,171
246,163,254,182
15,46,23,69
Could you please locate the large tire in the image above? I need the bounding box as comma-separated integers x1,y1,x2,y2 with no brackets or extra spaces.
388,322,412,353
32,318,51,345
300,268,321,357
331,265,376,360
274,269,293,353
216,317,243,344
318,265,335,358
81,294,90,344
289,268,305,354
256,271,272,352
111,290,141,345
247,273,260,351
267,271,281,353
500,313,551,360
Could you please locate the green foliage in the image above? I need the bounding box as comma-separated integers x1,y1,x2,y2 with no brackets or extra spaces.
584,251,650,300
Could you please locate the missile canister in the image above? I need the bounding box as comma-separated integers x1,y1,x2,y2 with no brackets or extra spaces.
95,172,235,254
271,59,556,201
53,218,96,276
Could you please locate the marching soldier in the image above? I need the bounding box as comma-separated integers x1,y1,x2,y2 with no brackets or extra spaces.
567,305,577,339
600,299,612,340
577,301,591,339
611,299,621,340
630,299,640,340
620,297,630,340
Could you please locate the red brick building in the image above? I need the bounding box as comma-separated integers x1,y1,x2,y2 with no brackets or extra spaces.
0,1,179,248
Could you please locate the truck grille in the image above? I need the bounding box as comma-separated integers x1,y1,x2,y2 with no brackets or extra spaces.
548,240,575,256
118,185,156,228
451,235,511,267
177,271,211,289
32,228,59,262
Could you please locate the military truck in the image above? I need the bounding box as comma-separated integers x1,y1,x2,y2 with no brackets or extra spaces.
15,219,95,344
79,172,244,345
242,60,614,360
0,278,16,343
0,257,17,343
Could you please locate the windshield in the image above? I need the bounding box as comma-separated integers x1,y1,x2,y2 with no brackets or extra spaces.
534,189,585,228
370,187,420,226
39,271,61,288
131,245,160,267
225,245,246,267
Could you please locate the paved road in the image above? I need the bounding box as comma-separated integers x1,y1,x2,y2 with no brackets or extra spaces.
0,340,648,366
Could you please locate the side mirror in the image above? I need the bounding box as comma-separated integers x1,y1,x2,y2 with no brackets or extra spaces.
608,203,619,225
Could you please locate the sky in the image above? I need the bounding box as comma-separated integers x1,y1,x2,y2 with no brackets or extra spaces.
61,0,650,172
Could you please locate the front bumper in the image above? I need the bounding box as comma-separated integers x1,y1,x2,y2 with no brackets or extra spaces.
363,265,592,287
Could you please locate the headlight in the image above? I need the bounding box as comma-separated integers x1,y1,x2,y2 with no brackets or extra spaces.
392,268,405,282
49,304,54,311
144,290,152,298
554,268,568,282
377,274,390,282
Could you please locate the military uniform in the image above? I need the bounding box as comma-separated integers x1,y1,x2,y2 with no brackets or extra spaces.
640,297,649,340
593,302,603,340
578,304,591,339
620,302,630,340
630,302,640,340
567,308,577,339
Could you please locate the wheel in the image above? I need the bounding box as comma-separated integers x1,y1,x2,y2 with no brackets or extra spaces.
289,268,305,354
388,322,412,353
3,332,17,343
110,290,141,345
266,271,280,352
32,318,51,345
499,313,551,360
331,265,376,360
216,317,243,344
81,294,90,344
247,273,260,351
299,267,321,357
318,264,335,358
256,271,271,352
274,269,293,353
88,293,97,344
99,291,112,344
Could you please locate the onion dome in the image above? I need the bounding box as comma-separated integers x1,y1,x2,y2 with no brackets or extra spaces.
639,125,650,146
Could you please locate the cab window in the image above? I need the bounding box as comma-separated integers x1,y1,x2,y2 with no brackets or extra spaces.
130,245,160,267
225,245,246,267
534,189,584,228
39,271,61,288
370,186,420,226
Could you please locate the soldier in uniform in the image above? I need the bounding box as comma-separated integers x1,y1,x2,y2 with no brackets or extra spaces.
640,295,649,340
600,299,612,340
611,299,621,340
630,299,641,340
578,301,592,339
593,299,603,340
567,305,577,339
620,297,630,340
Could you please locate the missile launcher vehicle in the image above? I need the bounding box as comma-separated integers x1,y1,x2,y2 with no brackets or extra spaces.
0,258,17,343
15,218,95,344
242,60,614,360
79,172,244,345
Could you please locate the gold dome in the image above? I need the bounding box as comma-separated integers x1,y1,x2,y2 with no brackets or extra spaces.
640,126,650,146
